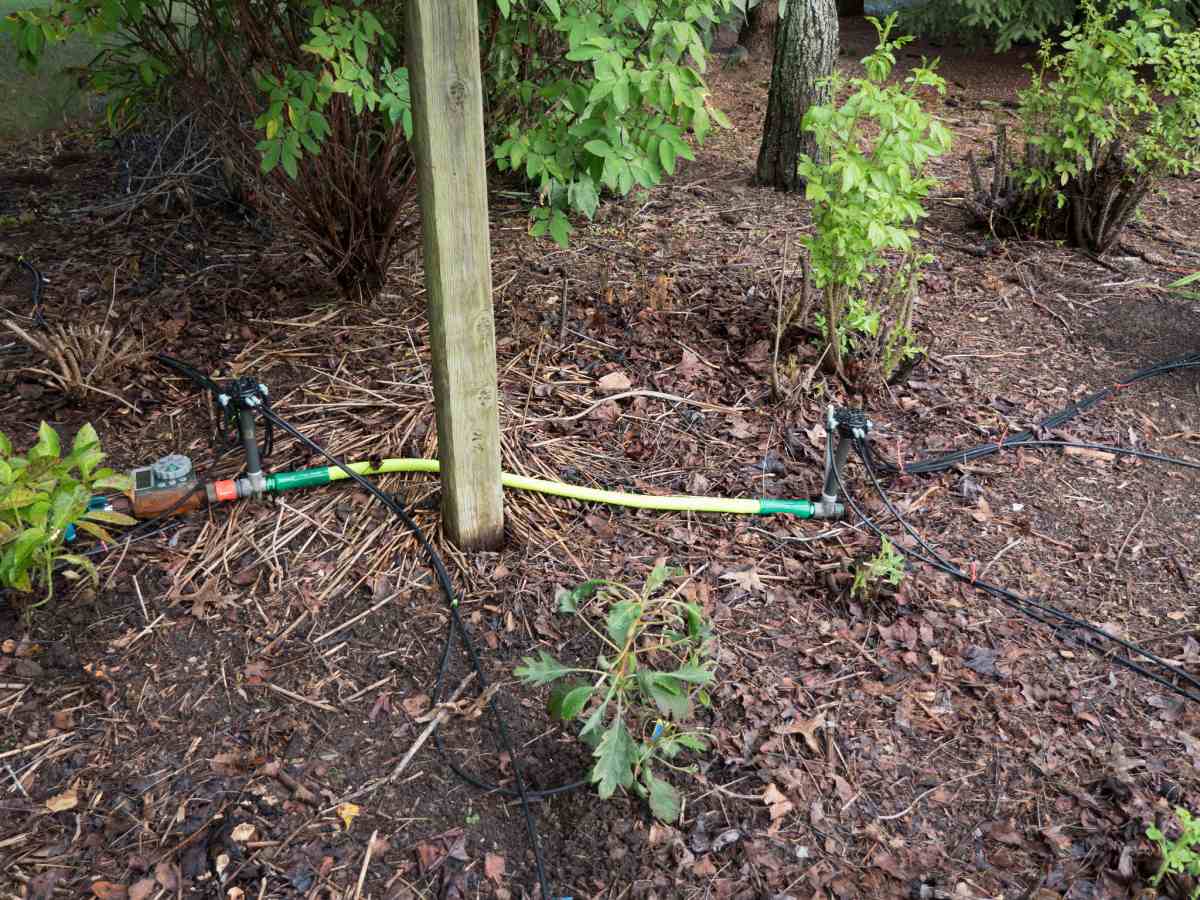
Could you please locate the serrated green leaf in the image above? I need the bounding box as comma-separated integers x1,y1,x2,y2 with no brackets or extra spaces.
644,562,683,597
668,663,713,684
549,681,594,721
646,673,689,719
548,210,571,249
606,599,641,646
514,649,571,686
0,431,11,456
591,719,636,798
645,771,680,821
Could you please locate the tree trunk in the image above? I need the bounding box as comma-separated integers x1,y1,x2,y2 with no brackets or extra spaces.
837,0,864,15
739,0,779,52
755,0,838,192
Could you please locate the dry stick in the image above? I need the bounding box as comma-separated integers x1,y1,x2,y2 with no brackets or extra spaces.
377,674,481,791
312,589,402,644
877,769,986,822
770,234,791,401
558,269,569,344
352,829,379,900
260,681,338,713
1115,495,1153,573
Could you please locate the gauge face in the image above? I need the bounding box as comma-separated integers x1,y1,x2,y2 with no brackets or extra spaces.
134,468,154,491
150,454,193,486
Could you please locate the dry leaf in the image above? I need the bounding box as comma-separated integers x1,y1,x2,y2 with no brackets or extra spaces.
720,567,765,594
46,781,79,812
773,713,825,754
677,349,703,380
762,783,794,821
597,371,632,393
969,496,993,524
693,855,718,877
401,694,430,718
226,889,245,900
337,802,361,830
154,861,179,891
726,417,754,439
230,822,256,842
484,853,506,884
91,883,128,899
128,879,156,900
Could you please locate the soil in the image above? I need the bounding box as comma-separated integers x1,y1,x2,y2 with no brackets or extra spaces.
3,15,1200,900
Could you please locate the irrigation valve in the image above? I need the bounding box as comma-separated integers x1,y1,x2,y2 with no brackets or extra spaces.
130,453,205,518
814,406,872,520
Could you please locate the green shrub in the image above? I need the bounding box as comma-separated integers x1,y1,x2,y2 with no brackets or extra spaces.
898,0,1199,52
1020,0,1200,252
0,423,133,607
4,0,736,262
795,14,951,384
515,562,715,821
487,0,733,247
973,0,1200,254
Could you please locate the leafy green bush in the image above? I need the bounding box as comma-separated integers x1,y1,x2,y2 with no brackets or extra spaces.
515,562,715,821
4,0,736,263
796,14,951,384
898,0,1199,52
993,0,1200,254
0,423,133,607
3,0,417,293
1148,807,1200,897
487,0,733,246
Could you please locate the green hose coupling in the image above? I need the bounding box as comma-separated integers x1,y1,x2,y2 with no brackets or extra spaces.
758,499,817,518
267,468,331,493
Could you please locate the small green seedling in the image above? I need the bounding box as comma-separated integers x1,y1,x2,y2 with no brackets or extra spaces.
515,562,715,821
0,422,133,607
851,536,906,600
1148,807,1200,898
1167,271,1200,301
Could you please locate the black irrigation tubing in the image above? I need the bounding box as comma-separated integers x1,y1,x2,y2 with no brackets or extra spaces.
866,350,1200,476
258,405,557,900
1,259,47,355
839,437,1200,705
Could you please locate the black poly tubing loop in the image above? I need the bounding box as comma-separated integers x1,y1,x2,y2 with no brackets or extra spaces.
838,437,1200,704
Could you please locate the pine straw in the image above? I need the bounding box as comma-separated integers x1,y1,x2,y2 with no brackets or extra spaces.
146,285,767,612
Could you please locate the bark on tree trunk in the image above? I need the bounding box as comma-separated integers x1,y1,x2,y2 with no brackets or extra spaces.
837,0,864,15
754,0,838,192
739,0,779,52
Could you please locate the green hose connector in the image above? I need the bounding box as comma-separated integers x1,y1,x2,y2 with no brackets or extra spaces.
264,458,816,518
758,498,816,517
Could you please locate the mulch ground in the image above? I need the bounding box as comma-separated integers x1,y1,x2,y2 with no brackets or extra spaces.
3,16,1200,900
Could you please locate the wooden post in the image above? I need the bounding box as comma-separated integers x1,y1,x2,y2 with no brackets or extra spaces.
406,0,504,550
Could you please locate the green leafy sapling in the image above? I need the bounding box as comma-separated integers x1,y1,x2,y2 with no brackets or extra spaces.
797,13,952,383
515,562,715,821
851,536,906,600
0,423,134,607
1005,0,1200,253
1148,807,1200,898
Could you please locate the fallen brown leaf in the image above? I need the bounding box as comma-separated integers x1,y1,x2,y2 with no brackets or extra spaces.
401,694,430,718
128,879,156,900
91,883,128,899
46,781,79,812
597,371,632,393
484,852,506,884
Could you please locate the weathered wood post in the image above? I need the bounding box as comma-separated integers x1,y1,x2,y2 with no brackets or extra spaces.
406,0,504,550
